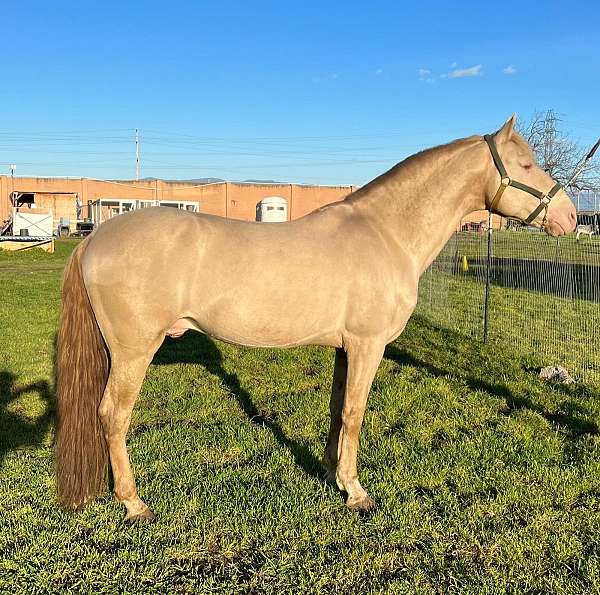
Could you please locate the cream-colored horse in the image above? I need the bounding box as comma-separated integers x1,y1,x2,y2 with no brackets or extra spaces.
55,117,576,520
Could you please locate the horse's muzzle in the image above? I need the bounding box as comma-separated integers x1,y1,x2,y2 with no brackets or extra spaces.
545,203,577,237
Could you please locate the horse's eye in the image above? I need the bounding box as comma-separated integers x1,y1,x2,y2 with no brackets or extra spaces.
522,163,533,170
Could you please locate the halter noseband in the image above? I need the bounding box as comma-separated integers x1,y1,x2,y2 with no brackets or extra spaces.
484,134,563,227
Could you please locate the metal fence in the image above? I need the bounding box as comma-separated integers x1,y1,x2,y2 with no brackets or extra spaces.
416,215,600,385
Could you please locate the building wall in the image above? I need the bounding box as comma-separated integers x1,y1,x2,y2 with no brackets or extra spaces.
460,210,507,230
195,183,227,217
0,176,357,228
0,175,506,233
0,176,8,223
33,193,80,229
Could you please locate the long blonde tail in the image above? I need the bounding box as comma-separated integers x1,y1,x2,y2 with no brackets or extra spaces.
55,240,109,508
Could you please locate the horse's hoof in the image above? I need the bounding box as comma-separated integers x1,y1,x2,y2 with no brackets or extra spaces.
125,507,156,523
346,494,376,514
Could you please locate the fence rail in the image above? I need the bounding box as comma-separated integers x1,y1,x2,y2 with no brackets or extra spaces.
416,216,600,385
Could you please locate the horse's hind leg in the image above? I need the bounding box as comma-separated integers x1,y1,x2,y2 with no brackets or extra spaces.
324,348,347,483
335,339,385,512
98,345,158,521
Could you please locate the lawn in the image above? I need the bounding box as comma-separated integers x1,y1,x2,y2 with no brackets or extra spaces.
1,240,600,593
454,230,600,265
417,231,600,384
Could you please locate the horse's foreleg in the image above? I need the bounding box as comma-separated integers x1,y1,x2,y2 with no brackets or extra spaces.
335,340,384,512
324,348,348,483
98,347,156,521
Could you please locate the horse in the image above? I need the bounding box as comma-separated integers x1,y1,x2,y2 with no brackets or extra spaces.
55,116,577,520
576,224,594,242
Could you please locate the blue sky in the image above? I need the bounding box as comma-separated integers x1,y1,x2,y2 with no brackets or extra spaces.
2,0,598,185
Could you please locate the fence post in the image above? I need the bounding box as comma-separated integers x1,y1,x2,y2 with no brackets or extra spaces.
483,212,492,344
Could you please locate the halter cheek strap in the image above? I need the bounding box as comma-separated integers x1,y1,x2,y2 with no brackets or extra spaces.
484,134,563,227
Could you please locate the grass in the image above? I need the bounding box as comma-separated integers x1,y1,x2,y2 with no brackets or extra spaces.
2,240,600,593
417,271,600,382
455,230,600,264
418,231,600,384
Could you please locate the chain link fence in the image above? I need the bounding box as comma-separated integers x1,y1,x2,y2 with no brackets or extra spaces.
416,215,600,385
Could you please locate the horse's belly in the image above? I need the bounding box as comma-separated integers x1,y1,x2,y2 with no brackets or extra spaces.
185,292,343,348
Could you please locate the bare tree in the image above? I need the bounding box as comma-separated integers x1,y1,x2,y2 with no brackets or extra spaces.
517,110,599,192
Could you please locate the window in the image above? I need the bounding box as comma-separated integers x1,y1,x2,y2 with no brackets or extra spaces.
158,201,199,212
138,200,158,209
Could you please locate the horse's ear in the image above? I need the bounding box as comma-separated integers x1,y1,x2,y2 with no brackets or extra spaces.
496,114,517,142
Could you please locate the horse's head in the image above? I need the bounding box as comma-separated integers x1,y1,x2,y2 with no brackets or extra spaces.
484,115,577,236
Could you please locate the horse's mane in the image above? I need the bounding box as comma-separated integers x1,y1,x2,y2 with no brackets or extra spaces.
345,134,481,202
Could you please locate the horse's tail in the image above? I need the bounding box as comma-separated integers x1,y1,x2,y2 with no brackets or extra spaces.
55,238,110,508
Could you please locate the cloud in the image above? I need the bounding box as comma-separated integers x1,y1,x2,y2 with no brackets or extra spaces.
311,73,339,84
375,68,383,75
503,65,517,75
447,64,482,78
450,61,457,68
418,68,434,82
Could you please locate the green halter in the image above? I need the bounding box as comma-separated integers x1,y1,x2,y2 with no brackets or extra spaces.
484,134,563,227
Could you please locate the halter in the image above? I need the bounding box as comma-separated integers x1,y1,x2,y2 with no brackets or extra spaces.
484,134,563,227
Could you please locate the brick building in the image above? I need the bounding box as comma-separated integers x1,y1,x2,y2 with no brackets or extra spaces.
0,174,495,234
0,176,361,233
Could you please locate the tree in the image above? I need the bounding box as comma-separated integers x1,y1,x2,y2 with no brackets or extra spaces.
517,110,599,192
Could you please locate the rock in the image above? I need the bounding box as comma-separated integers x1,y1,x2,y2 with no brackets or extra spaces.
539,365,575,384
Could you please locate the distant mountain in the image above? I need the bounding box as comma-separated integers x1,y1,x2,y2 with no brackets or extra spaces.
139,177,225,184
137,177,285,185
180,177,225,184
241,179,284,184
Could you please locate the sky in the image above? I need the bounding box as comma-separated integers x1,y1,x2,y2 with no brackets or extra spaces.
1,0,599,186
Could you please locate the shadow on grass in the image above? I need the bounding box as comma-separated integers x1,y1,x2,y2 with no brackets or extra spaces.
0,370,53,467
386,315,599,439
152,332,324,481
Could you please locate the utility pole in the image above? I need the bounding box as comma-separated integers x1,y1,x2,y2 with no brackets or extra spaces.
135,128,140,181
9,164,16,206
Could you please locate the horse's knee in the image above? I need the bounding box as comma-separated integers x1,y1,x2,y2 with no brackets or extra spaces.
98,391,130,438
98,393,114,431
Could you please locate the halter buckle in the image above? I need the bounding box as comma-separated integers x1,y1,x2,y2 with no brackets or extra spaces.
500,176,511,187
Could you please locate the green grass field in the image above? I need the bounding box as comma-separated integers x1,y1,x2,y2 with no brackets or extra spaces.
418,230,600,385
2,240,600,593
454,230,600,265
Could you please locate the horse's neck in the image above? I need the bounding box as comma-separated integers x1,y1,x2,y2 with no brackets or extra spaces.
351,137,488,273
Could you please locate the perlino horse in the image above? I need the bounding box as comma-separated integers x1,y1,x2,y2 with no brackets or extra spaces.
55,116,576,520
